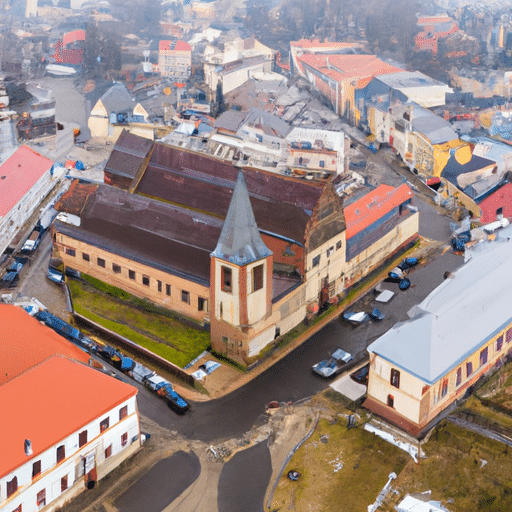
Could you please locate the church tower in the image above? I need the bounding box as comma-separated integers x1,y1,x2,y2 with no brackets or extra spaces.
210,171,273,360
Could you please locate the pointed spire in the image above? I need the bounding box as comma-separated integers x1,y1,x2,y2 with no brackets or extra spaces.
212,172,272,265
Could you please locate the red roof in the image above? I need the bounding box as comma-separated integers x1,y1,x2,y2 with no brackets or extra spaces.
0,146,53,217
159,40,191,52
298,54,402,84
63,29,86,46
344,184,413,239
0,355,137,479
0,304,90,385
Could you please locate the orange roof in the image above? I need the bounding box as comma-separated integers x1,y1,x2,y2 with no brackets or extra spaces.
0,146,53,217
344,184,413,239
298,54,403,84
159,39,191,52
0,355,137,479
417,15,454,25
0,304,90,385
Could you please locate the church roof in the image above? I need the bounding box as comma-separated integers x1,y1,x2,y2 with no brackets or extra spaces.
212,171,272,265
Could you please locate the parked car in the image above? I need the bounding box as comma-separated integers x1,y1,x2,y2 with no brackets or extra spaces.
21,227,43,254
0,271,19,289
47,268,65,284
161,388,190,414
312,348,353,378
143,374,172,393
350,363,370,384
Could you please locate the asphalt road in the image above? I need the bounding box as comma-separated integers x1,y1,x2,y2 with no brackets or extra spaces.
217,441,272,512
114,451,201,512
134,250,463,444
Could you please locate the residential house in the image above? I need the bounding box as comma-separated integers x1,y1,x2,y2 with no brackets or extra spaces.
204,55,272,96
296,54,402,121
365,99,459,176
54,135,418,364
415,14,459,55
203,35,274,68
87,83,149,141
364,235,512,437
158,40,191,81
52,29,86,67
0,305,140,512
0,146,65,256
439,149,496,218
285,127,349,178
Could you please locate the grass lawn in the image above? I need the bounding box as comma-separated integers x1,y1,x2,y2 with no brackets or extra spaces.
387,419,512,512
272,389,512,512
271,394,409,512
68,278,210,368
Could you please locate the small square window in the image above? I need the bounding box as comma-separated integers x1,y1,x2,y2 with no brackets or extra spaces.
181,290,190,304
112,263,121,274
82,252,90,261
166,284,171,296
66,248,75,257
142,275,150,286
121,432,128,447
119,406,128,420
336,240,342,250
100,417,109,432
97,258,105,268
129,269,135,280
312,255,320,267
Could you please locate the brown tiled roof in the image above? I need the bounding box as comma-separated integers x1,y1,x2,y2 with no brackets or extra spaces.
57,184,222,284
54,180,98,215
135,143,325,243
137,164,311,243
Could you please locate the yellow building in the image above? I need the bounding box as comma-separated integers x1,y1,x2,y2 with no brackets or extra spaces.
365,237,512,437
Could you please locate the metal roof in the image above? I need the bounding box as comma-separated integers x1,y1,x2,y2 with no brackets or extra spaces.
376,71,449,90
212,172,272,265
368,236,512,385
104,129,153,180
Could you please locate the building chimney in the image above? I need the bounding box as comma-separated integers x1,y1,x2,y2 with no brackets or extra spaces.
25,439,33,456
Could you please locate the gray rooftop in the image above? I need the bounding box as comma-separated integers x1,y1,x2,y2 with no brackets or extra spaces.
377,71,449,90
368,236,512,385
98,83,136,115
211,171,272,265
